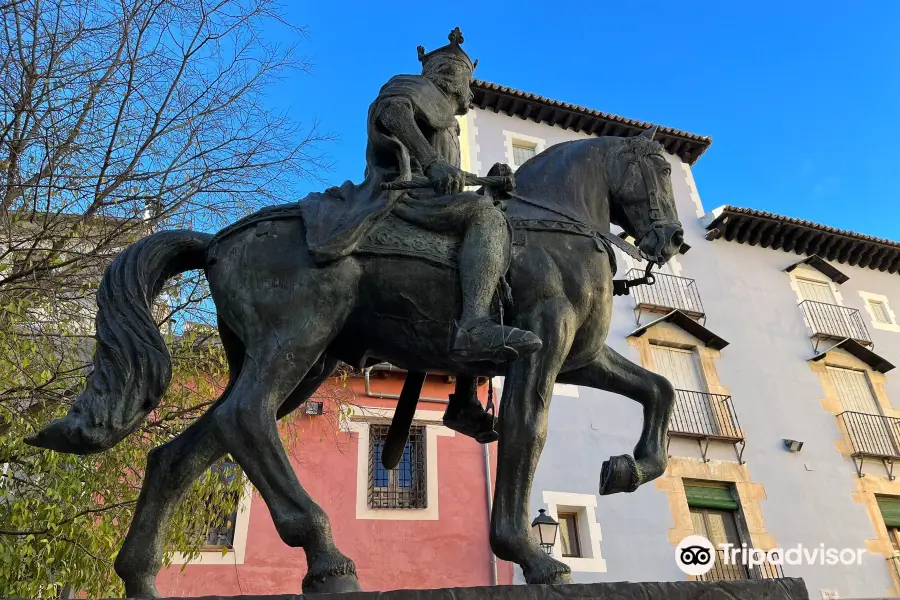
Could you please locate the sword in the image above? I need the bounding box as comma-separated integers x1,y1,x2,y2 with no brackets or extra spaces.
381,174,514,191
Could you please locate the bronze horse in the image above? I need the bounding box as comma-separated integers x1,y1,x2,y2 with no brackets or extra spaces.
28,128,683,594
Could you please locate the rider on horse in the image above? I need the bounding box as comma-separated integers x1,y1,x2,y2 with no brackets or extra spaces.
301,28,538,440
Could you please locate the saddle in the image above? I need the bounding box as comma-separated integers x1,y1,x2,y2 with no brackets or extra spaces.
357,213,461,268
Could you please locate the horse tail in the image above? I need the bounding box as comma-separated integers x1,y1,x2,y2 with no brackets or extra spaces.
26,230,213,455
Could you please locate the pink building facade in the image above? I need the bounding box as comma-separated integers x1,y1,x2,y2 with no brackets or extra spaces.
157,368,513,595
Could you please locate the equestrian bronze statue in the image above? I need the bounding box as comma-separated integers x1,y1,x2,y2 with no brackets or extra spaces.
28,27,685,595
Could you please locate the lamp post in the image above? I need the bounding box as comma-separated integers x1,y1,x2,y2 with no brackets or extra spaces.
531,509,560,554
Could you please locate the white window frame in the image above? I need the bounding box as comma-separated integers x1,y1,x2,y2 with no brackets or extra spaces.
859,291,900,333
341,406,454,520
503,131,546,171
541,491,607,573
168,482,254,565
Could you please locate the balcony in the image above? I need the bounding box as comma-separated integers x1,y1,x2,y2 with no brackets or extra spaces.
839,411,900,479
626,269,705,322
667,390,745,463
799,300,872,349
696,549,785,582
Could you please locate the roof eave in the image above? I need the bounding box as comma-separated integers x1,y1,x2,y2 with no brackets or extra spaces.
471,80,712,165
705,206,900,275
811,338,895,373
628,310,729,350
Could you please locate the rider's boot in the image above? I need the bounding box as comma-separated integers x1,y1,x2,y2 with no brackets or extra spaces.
442,375,498,444
449,205,542,363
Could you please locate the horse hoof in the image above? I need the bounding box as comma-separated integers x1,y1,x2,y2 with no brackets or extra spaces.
523,556,573,585
122,578,159,598
599,454,640,495
302,572,361,594
302,555,361,595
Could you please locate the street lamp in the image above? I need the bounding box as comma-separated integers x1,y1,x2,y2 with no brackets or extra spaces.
531,509,560,554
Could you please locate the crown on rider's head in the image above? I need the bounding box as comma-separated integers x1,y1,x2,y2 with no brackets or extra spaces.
418,27,478,71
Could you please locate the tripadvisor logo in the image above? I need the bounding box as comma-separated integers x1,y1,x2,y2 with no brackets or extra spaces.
675,535,867,575
675,535,716,576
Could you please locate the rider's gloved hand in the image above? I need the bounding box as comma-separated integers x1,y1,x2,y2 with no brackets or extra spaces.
425,159,466,195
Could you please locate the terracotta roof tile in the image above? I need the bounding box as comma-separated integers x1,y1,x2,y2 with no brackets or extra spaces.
471,80,712,164
706,206,900,274
717,206,900,248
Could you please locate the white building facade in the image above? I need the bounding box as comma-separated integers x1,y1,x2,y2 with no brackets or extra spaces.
460,80,900,599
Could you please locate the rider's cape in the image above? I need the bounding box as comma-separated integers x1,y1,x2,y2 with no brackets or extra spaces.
300,74,462,264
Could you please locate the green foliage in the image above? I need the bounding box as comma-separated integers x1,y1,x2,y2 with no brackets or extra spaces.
0,290,358,597
0,295,241,597
0,0,331,592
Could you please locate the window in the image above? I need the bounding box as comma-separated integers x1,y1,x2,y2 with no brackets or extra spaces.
201,461,241,550
503,131,545,172
685,482,749,581
879,497,900,555
650,344,717,436
859,291,900,333
869,299,892,324
511,143,536,168
797,277,838,305
540,491,607,572
828,366,880,415
368,424,427,509
650,344,704,392
168,462,253,565
558,513,582,557
890,527,900,555
830,366,898,458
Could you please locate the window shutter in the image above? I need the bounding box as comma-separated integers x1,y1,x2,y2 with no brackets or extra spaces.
878,497,900,527
684,483,738,511
870,300,891,324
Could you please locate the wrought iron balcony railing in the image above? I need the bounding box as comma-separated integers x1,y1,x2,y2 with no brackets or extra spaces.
670,390,743,441
799,300,872,346
838,411,900,478
626,269,705,319
696,549,785,582
667,390,745,462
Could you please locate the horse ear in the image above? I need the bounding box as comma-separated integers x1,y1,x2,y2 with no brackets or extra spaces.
639,125,659,140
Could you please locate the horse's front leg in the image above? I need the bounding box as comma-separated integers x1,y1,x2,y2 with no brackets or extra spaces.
490,300,575,585
558,344,675,495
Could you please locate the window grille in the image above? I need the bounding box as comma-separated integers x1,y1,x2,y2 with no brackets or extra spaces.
368,424,427,509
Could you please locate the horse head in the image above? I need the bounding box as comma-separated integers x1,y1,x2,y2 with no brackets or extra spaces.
607,126,684,266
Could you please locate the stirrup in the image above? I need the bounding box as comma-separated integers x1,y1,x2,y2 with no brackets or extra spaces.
450,318,542,363
443,412,498,444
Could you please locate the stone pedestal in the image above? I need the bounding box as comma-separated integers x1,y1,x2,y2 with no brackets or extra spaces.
160,579,810,600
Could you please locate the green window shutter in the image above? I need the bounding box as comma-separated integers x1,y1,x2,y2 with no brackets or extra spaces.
684,483,738,511
878,497,900,527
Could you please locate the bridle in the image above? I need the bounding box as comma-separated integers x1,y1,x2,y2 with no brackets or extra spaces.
613,142,680,265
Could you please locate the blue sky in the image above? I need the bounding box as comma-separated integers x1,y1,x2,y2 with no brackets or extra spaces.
278,1,899,241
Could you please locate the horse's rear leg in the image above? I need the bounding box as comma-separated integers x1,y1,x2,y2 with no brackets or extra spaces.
115,354,338,597
558,344,675,495
115,410,225,597
211,344,359,594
